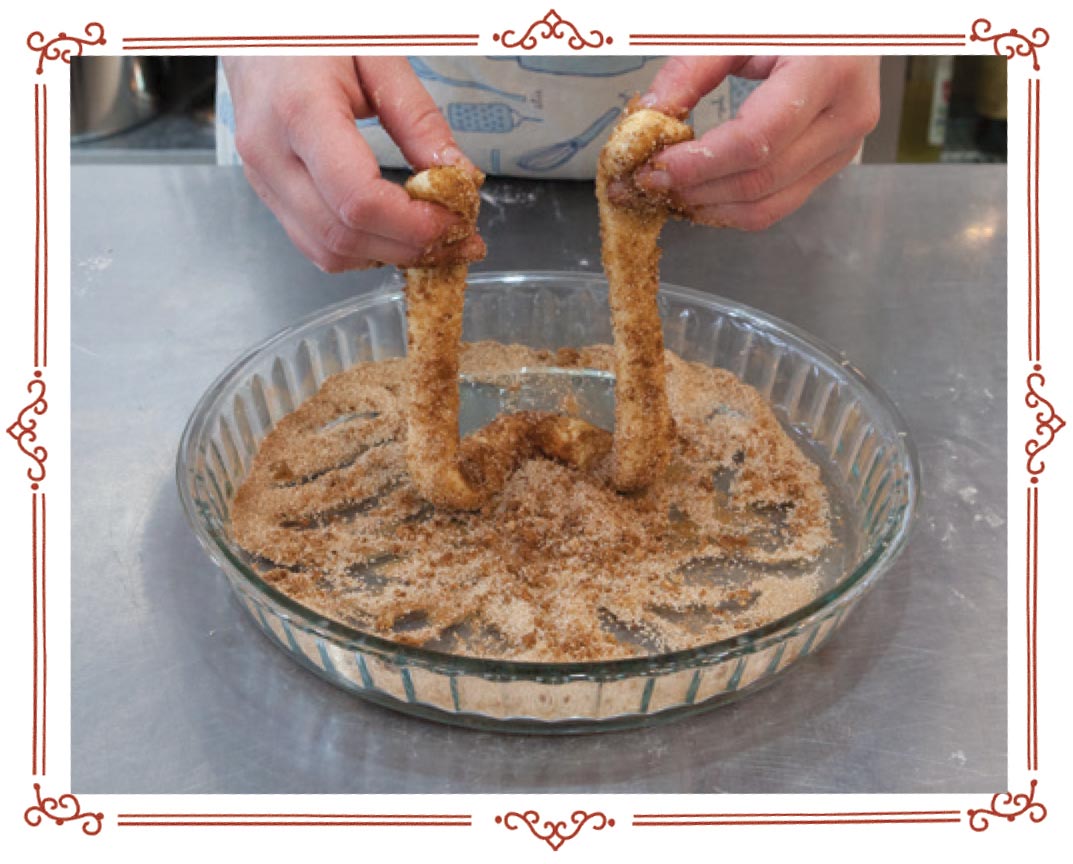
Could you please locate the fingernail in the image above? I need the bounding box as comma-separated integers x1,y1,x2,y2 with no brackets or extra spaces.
636,168,671,191
694,207,737,229
638,92,659,108
433,145,465,166
607,179,631,203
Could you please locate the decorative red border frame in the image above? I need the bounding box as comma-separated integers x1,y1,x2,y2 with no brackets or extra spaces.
15,8,1059,851
121,35,480,50
114,812,472,827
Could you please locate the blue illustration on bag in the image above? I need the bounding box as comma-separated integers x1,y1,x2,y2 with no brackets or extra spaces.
447,102,542,133
409,57,527,102
217,90,235,131
515,106,621,171
489,57,655,77
730,76,762,115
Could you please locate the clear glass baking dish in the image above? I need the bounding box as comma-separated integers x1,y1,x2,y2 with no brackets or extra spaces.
176,271,919,733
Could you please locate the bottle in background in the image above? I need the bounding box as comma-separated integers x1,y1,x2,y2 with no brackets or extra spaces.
897,56,955,162
975,57,1007,157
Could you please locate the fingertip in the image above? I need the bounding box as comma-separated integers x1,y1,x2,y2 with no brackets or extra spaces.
689,207,739,229
634,167,672,192
430,144,484,186
635,90,689,120
645,56,740,116
637,92,659,109
606,178,631,204
406,196,482,253
459,233,487,261
402,195,455,239
407,232,486,267
639,69,682,115
431,143,471,170
439,232,485,264
631,143,698,192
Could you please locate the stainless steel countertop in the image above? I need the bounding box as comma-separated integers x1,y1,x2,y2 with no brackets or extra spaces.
72,164,1006,794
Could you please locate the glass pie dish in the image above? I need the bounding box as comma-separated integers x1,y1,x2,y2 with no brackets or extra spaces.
177,271,919,733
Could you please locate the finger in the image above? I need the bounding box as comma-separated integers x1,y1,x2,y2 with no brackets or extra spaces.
409,233,487,267
250,159,484,269
257,158,431,264
354,57,478,176
246,162,427,270
245,165,374,271
675,111,866,207
285,90,463,247
638,57,839,190
688,147,855,231
640,56,744,115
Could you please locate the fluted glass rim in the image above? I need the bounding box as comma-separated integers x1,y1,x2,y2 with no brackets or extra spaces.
176,270,920,682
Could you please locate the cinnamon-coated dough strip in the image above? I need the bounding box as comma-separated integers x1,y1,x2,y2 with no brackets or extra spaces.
403,166,611,509
596,106,693,492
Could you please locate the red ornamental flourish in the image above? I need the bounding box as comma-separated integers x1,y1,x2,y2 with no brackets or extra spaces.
496,810,614,851
24,784,104,836
494,9,610,50
1026,366,1065,481
4,12,1055,850
7,374,47,486
26,22,106,75
967,780,1047,831
970,18,1049,71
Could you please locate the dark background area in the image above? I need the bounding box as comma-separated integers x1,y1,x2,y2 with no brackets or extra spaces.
69,56,1006,165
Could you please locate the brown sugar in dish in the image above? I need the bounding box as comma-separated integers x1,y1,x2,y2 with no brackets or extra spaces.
401,167,610,512
231,342,834,662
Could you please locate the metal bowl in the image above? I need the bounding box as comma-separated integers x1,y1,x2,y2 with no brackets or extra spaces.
70,56,163,142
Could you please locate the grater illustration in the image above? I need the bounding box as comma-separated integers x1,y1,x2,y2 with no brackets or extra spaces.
446,102,542,133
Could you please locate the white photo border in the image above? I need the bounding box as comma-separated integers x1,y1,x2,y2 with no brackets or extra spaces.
5,1,1065,858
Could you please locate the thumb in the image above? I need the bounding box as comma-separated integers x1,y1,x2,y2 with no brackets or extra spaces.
641,56,745,115
353,57,476,175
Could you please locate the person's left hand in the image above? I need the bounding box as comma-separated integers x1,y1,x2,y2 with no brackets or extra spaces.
636,56,881,230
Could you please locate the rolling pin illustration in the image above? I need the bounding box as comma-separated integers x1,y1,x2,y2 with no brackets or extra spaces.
515,106,622,172
409,57,528,102
446,102,542,133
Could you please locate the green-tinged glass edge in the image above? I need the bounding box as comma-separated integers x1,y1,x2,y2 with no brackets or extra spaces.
177,271,921,686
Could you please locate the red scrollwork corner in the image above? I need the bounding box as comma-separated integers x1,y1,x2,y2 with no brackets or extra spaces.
970,19,1050,71
24,784,104,836
26,22,106,75
968,779,1047,831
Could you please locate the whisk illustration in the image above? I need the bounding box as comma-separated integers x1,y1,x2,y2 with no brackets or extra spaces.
515,106,621,172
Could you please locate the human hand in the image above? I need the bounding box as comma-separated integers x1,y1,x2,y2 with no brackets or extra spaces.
223,57,483,271
636,56,881,230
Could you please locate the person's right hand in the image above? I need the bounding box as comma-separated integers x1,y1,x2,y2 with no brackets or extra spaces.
223,57,483,272
636,56,881,231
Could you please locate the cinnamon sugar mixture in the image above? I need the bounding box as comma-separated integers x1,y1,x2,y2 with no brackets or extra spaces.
231,343,834,662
